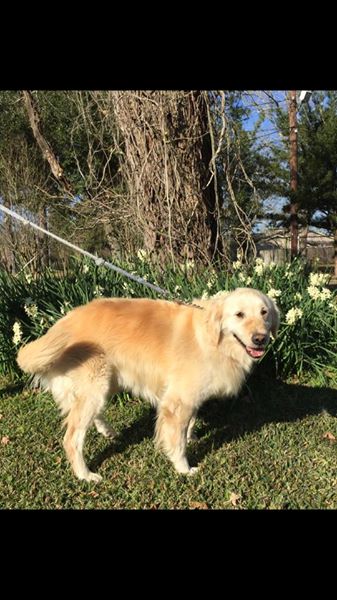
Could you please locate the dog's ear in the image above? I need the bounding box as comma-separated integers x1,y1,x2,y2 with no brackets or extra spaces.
265,296,280,338
206,301,224,346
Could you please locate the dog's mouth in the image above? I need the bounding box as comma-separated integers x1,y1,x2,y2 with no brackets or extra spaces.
233,334,266,359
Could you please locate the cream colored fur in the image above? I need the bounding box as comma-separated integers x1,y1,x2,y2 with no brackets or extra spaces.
17,288,279,482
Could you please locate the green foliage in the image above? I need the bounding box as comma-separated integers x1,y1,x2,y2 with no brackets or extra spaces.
0,257,336,381
269,91,337,235
0,91,31,145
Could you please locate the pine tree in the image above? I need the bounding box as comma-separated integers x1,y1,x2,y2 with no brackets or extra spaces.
269,91,337,274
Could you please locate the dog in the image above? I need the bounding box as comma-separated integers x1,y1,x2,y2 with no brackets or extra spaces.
17,288,279,482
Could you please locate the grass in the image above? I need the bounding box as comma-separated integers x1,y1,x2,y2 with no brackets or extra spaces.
1,259,336,508
1,370,337,510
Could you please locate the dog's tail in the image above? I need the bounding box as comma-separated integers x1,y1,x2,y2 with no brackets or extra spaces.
17,326,70,375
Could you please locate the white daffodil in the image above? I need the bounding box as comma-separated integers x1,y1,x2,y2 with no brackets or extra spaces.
285,307,303,325
320,287,332,301
12,321,23,346
267,289,282,300
309,272,330,287
137,249,148,262
94,285,104,297
24,303,38,318
307,286,321,300
254,264,264,276
60,301,71,315
232,260,242,271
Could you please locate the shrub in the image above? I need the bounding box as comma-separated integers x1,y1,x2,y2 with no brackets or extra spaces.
0,256,336,381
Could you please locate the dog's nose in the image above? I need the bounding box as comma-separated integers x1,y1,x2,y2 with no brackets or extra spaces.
252,333,267,346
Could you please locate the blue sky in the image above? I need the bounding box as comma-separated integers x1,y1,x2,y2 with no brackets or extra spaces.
239,91,288,231
238,91,332,235
241,90,287,146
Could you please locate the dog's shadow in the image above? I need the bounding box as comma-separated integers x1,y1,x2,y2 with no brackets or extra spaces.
0,379,26,398
190,372,337,467
89,408,156,472
90,373,337,473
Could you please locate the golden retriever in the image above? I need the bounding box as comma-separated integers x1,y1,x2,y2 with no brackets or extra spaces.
17,288,279,482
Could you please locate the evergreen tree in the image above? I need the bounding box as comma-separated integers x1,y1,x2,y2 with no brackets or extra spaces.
270,91,337,274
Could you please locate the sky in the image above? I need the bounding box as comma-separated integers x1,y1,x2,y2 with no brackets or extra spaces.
239,91,333,235
240,91,289,231
241,90,288,147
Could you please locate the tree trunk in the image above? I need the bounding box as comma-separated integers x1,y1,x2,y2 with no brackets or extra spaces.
110,91,222,265
289,91,299,260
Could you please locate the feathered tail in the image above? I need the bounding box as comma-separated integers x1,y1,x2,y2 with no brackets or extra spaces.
17,327,70,375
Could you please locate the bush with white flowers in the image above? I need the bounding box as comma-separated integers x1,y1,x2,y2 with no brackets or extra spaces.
0,255,336,381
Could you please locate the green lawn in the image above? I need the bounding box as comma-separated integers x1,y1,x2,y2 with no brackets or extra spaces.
1,371,337,509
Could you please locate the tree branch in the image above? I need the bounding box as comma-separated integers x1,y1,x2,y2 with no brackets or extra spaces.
22,91,72,194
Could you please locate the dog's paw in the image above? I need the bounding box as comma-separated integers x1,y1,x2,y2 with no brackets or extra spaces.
80,472,103,484
177,466,199,476
102,427,117,439
187,466,199,476
95,419,117,439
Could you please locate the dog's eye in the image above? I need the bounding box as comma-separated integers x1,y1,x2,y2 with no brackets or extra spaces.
236,311,245,319
261,308,268,316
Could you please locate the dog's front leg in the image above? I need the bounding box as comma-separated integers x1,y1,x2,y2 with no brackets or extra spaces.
155,399,198,475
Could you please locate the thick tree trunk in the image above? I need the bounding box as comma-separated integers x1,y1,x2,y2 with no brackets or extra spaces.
289,90,299,260
110,91,222,265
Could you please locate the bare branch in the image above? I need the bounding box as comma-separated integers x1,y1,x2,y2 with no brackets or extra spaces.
22,91,73,194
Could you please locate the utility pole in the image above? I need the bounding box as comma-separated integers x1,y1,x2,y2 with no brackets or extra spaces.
289,90,299,260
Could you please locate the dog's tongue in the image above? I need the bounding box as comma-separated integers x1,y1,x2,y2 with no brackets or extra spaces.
246,347,265,358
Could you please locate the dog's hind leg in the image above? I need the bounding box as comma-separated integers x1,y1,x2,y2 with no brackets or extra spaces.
155,398,197,475
62,380,109,483
94,381,118,439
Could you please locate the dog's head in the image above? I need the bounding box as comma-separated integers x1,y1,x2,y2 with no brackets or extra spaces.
205,288,280,359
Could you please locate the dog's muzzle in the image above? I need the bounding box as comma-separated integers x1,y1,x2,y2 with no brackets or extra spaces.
233,334,266,359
